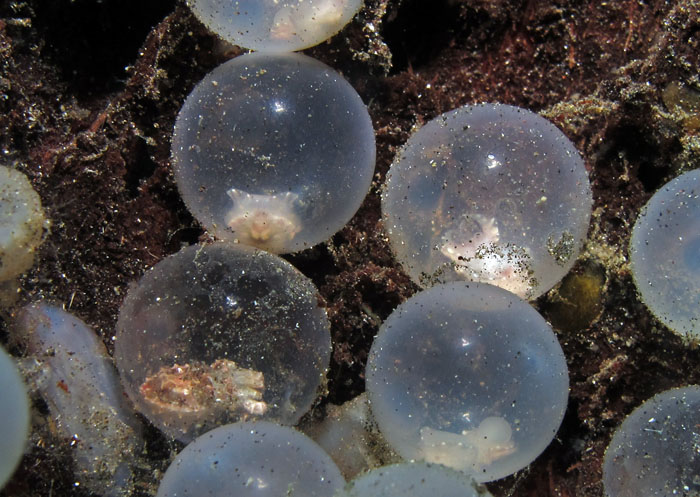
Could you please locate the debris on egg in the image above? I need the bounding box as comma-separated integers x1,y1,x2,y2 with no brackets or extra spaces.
382,103,592,299
440,215,534,296
115,242,332,442
186,0,363,52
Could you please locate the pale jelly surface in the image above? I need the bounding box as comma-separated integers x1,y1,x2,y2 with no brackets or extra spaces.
603,386,700,497
0,165,46,283
630,169,700,338
365,282,569,482
0,346,29,490
172,52,375,253
115,243,331,442
382,103,592,299
186,0,363,52
156,421,344,497
341,462,490,497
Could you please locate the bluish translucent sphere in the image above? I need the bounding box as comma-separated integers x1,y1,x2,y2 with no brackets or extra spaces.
604,386,700,497
630,169,700,338
156,421,345,497
382,104,592,299
172,52,375,253
366,282,569,482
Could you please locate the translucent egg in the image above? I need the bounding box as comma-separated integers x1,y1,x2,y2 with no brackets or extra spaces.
0,165,47,283
172,52,375,254
115,242,331,442
156,421,345,497
0,345,29,489
303,393,391,479
382,103,592,299
13,302,142,496
603,385,700,497
365,282,569,482
186,0,363,52
629,169,700,338
341,462,491,497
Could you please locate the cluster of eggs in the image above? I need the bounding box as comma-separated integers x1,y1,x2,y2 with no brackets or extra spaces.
129,2,589,492
602,169,700,497
1,1,699,496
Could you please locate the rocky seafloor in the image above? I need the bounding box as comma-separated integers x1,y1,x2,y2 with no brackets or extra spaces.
0,0,699,496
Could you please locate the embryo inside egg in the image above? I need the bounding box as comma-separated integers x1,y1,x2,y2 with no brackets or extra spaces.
171,52,376,254
382,103,592,299
114,242,332,443
365,282,569,483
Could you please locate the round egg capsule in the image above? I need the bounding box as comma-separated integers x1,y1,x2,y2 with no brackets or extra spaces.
156,421,345,497
0,345,29,489
629,169,700,338
382,103,592,299
341,462,491,497
172,52,375,254
0,165,47,283
115,242,331,442
365,282,569,482
186,0,363,53
603,385,700,497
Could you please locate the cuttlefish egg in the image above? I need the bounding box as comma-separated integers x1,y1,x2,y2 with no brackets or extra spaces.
366,282,569,482
186,0,363,53
172,52,375,254
629,169,700,339
115,242,332,442
382,103,592,299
